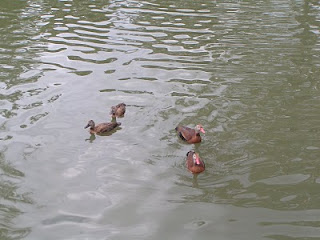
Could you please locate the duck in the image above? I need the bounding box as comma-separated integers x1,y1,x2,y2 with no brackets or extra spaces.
110,103,126,118
186,151,205,174
175,124,205,144
84,120,121,134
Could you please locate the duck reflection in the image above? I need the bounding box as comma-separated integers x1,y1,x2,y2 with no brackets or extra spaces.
85,126,122,143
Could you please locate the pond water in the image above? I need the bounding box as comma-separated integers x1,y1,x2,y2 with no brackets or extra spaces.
1,0,320,239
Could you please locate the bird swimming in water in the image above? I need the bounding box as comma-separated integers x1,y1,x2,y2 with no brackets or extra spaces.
175,124,205,144
84,119,121,134
186,151,205,174
110,103,126,118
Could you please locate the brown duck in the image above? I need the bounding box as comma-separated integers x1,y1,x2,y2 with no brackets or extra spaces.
84,120,121,134
175,124,205,144
110,103,126,118
186,151,205,174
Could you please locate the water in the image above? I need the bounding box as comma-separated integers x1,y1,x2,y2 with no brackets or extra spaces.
1,0,320,239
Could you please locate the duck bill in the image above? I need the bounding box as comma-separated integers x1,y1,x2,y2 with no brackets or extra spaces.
195,155,201,165
200,128,205,134
84,124,90,129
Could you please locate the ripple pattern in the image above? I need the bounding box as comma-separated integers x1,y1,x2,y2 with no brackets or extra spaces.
1,0,320,239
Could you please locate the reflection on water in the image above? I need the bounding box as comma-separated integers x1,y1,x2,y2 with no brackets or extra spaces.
1,0,320,239
84,127,123,143
85,133,96,143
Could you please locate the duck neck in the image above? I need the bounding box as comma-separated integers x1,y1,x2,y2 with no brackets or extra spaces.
111,116,117,123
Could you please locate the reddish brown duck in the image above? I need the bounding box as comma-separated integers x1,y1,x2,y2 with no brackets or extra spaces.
84,120,121,134
175,124,205,144
186,151,205,174
110,103,126,118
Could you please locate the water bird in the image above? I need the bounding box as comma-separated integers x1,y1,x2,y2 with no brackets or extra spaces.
175,124,205,144
110,103,126,118
186,151,205,174
84,120,121,134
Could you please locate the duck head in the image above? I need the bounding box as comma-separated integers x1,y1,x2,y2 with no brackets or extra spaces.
187,151,201,165
110,107,117,117
192,151,201,165
110,103,126,117
195,124,205,134
84,120,95,129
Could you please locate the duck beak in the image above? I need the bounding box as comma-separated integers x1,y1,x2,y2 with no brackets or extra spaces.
84,124,90,129
195,155,201,165
200,128,205,134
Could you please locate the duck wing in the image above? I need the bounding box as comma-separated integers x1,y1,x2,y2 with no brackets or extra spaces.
96,122,121,133
175,126,195,141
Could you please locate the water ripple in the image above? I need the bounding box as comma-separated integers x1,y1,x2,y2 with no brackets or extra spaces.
1,0,320,239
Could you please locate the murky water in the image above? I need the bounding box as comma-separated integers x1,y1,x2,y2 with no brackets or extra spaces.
1,0,320,239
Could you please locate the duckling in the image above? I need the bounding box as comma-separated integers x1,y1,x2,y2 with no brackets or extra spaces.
175,124,205,144
110,103,126,118
186,151,205,174
84,120,121,134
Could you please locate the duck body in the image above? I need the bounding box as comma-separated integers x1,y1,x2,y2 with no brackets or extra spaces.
85,120,121,134
175,124,205,144
110,103,126,118
186,151,205,174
